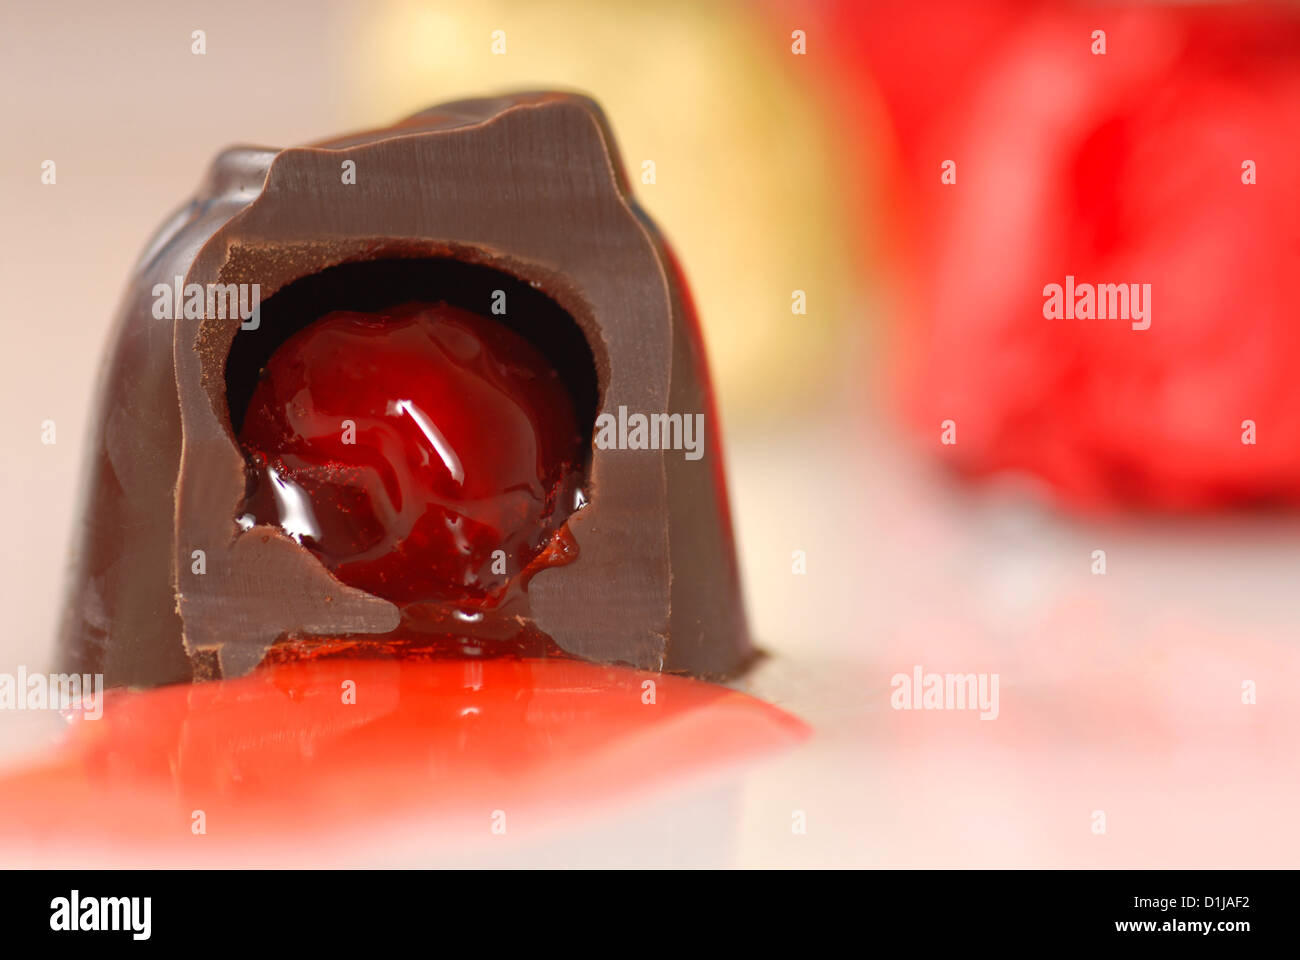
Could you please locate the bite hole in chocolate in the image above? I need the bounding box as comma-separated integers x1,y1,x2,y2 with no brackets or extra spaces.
225,257,598,450
223,257,599,611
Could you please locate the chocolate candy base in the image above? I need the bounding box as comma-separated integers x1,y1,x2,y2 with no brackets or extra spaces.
58,93,753,687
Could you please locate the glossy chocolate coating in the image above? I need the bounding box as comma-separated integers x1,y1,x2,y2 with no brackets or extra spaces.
58,93,752,686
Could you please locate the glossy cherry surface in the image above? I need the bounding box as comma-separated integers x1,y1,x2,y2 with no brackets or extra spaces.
237,301,583,606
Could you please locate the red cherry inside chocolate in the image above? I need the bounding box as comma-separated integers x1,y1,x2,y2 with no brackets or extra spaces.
237,301,584,607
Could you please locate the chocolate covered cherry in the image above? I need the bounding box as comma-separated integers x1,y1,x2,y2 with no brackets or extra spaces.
237,301,584,606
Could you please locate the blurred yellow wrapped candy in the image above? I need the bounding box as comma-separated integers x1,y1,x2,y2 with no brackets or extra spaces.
347,0,857,423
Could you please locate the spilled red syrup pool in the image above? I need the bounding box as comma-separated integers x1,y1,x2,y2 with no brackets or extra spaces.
0,659,806,865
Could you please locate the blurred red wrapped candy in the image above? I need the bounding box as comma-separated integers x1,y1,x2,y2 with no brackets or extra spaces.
833,1,1300,510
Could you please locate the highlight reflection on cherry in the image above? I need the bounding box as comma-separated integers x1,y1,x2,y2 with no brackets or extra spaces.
237,301,585,607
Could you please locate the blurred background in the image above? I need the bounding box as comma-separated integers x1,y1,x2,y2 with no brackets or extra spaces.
1,0,1298,866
